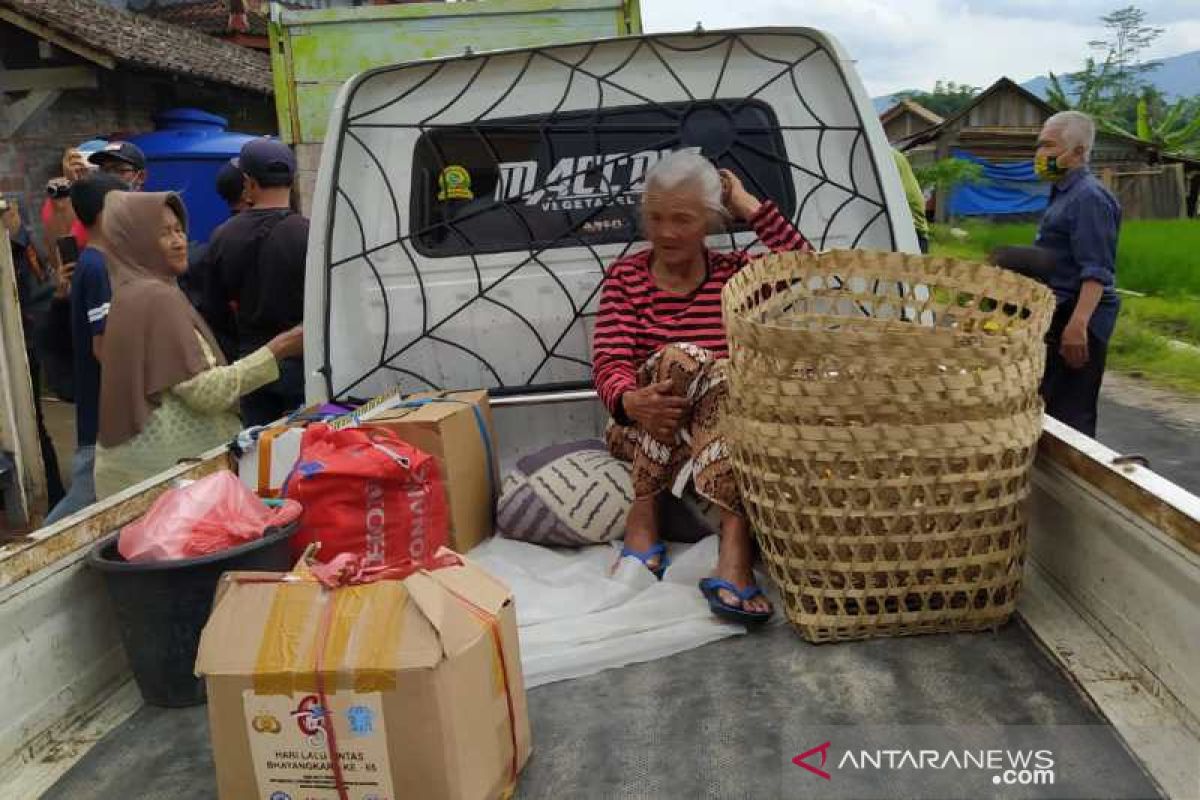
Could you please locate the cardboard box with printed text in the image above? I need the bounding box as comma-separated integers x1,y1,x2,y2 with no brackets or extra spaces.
194,554,531,800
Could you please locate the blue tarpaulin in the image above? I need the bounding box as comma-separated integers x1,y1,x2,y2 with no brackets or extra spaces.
948,149,1051,216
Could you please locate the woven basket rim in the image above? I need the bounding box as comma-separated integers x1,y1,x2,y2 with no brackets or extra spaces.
723,250,1057,345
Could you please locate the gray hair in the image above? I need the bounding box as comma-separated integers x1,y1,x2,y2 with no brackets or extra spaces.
1044,110,1096,160
643,149,728,223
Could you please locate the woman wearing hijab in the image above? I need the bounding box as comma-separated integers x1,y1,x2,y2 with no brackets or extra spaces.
93,192,304,499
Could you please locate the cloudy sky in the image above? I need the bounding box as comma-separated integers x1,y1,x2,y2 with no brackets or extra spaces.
642,0,1200,96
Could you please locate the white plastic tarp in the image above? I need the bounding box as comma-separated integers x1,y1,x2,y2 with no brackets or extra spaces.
469,536,781,688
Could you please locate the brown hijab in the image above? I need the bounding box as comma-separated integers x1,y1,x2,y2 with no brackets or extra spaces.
98,192,227,448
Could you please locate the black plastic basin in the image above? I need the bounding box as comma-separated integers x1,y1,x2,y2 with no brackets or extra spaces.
87,521,298,707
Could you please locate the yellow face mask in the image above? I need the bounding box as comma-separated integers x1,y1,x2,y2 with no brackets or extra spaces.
1034,154,1067,182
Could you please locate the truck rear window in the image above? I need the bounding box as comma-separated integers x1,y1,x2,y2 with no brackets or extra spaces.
410,100,794,257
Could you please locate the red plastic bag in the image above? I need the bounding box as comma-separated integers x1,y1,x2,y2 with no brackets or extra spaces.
118,470,303,563
282,423,449,568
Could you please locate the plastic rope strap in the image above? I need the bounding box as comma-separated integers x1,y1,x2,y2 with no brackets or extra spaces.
436,581,520,799
313,598,350,800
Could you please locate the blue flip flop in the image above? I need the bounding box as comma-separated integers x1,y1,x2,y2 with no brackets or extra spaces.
620,541,670,580
699,577,773,626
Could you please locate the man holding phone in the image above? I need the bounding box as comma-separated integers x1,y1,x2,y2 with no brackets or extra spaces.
35,230,80,407
43,174,126,524
40,148,91,275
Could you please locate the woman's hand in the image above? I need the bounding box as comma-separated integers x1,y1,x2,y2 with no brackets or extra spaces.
719,169,762,222
622,380,689,443
266,325,304,360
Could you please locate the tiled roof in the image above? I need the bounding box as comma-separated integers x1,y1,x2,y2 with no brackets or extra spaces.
136,0,269,39
0,0,273,94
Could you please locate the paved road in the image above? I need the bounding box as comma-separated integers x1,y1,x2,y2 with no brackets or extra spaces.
1096,376,1200,496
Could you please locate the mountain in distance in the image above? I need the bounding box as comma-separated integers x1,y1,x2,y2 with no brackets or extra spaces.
1023,49,1199,101
873,49,1199,114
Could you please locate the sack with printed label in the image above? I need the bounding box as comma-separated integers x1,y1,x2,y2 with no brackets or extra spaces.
282,423,449,567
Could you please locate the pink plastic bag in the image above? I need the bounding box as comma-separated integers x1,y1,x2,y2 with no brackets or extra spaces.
118,470,303,563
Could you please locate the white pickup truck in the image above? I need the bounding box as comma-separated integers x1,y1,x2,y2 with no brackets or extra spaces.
1,28,1197,799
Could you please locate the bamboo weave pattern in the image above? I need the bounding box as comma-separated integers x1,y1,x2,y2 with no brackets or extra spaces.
723,250,1056,642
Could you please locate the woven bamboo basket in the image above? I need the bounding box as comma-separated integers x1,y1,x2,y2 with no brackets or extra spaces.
722,250,1056,643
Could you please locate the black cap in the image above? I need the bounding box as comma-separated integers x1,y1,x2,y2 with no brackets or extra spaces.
70,173,128,226
88,141,146,171
235,137,296,187
215,159,245,207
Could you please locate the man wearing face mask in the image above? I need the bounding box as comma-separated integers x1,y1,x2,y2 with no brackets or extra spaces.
88,142,148,191
1029,110,1121,438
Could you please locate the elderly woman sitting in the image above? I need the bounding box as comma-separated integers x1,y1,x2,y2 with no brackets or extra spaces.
592,151,811,624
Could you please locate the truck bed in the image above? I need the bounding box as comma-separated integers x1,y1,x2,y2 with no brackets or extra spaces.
4,414,1196,799
45,620,1161,799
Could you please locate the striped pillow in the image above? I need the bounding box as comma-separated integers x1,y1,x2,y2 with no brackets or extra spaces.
496,440,717,547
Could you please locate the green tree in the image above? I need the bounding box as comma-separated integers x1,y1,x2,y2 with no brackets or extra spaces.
1088,5,1164,98
1046,57,1118,115
1045,5,1165,131
896,81,981,118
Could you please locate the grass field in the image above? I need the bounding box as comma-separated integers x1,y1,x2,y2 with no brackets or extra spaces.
930,219,1200,394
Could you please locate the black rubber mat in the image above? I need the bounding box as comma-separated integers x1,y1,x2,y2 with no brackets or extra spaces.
46,618,1161,799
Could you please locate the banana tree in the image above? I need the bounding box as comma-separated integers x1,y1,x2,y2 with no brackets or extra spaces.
1046,57,1118,115
1101,92,1200,155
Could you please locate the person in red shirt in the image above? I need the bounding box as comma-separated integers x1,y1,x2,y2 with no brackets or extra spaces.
41,148,91,271
593,150,811,624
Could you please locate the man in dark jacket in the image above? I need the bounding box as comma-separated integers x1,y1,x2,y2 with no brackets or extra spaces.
1031,111,1121,437
200,138,308,426
181,160,252,316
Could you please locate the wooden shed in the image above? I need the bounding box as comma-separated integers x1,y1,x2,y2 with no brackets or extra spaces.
898,77,1183,221
879,99,943,144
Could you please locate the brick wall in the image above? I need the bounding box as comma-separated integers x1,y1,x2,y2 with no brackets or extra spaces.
1,69,276,244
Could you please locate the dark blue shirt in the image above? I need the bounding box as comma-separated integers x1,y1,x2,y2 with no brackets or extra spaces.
1034,167,1121,341
69,247,110,447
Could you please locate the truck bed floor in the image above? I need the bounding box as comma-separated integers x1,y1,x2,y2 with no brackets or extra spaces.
46,619,1161,799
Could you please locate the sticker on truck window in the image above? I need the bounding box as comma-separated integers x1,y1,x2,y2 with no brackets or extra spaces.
409,100,794,257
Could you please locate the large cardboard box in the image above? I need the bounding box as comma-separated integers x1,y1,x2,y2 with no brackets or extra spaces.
356,390,498,553
195,556,531,800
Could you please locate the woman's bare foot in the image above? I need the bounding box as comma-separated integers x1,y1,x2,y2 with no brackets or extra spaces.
713,510,772,614
622,496,663,573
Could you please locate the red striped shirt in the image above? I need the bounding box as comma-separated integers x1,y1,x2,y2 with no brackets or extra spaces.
592,201,811,413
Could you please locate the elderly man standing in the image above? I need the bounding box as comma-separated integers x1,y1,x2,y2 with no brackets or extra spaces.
1031,110,1121,437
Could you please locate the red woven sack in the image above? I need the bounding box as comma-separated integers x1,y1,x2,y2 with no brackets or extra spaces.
282,423,449,567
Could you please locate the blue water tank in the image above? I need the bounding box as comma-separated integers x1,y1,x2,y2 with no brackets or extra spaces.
128,109,259,242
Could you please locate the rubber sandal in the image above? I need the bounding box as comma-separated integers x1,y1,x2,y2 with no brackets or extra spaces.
699,577,773,626
619,541,670,580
